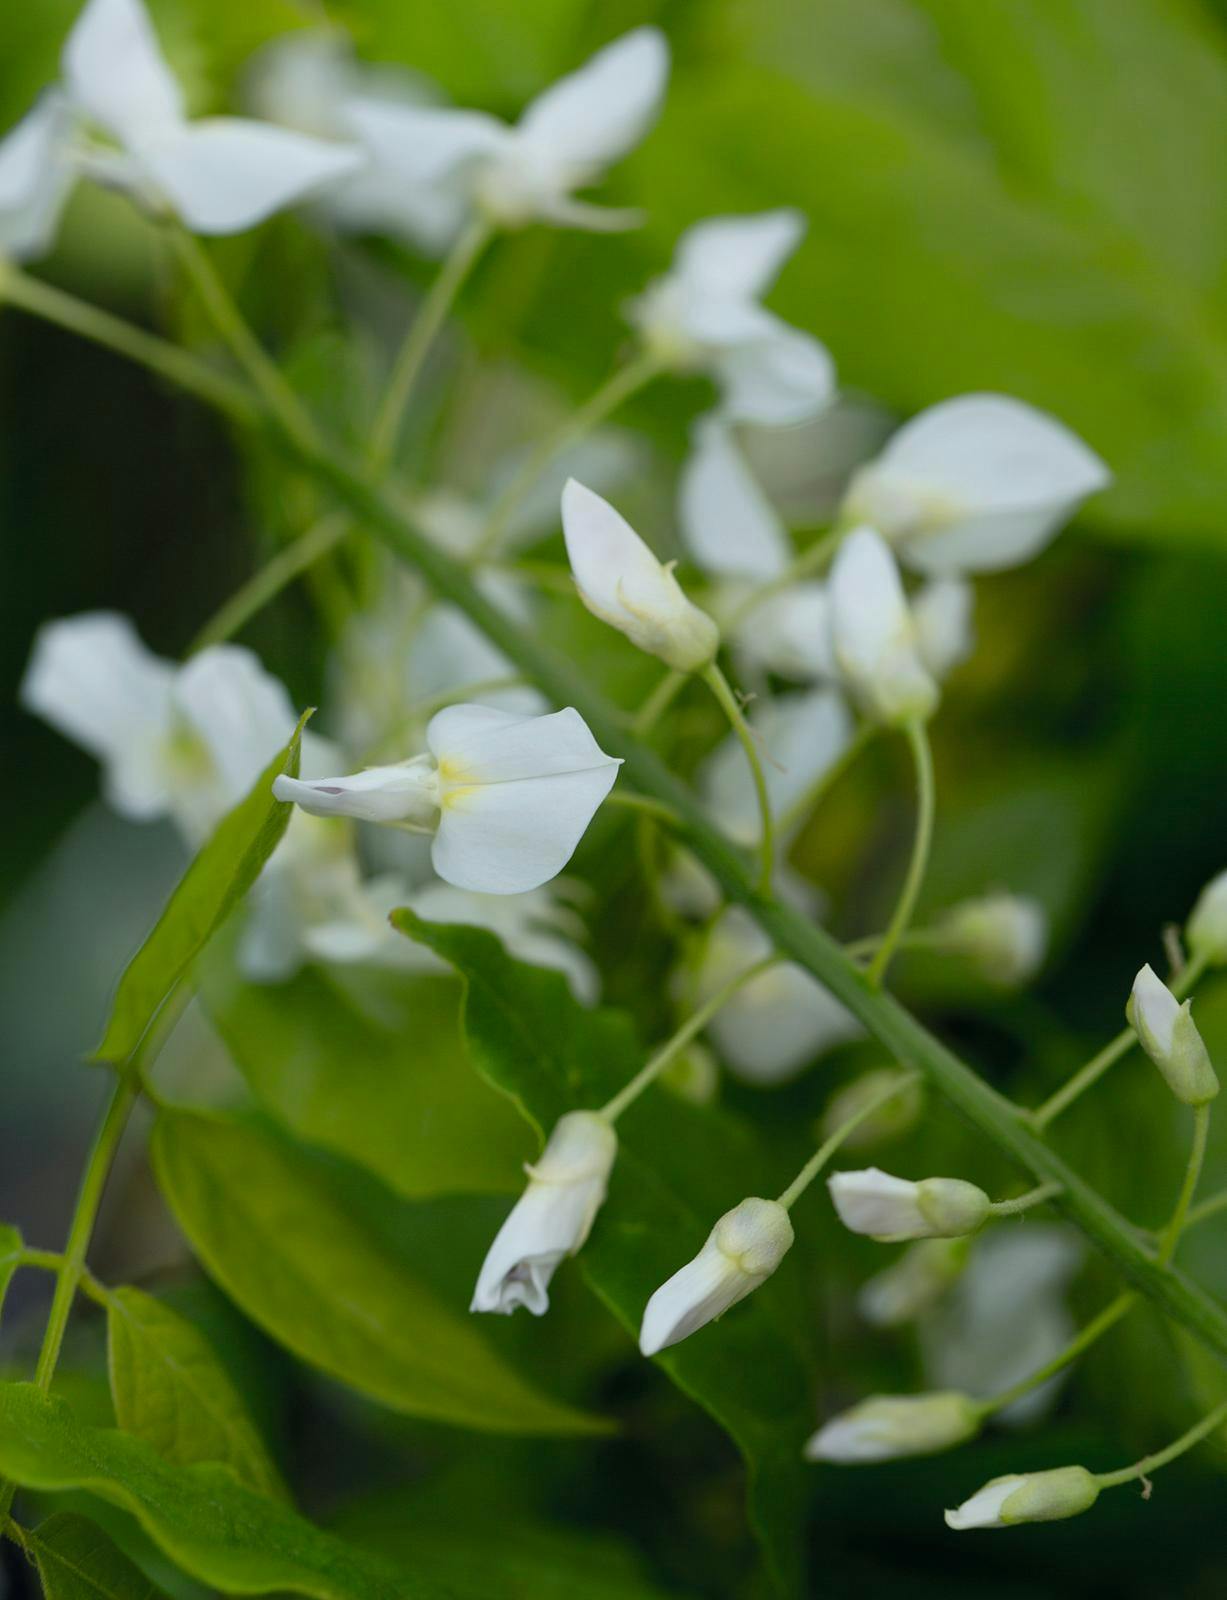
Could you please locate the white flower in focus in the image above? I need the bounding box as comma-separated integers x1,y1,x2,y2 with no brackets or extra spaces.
828,527,938,724
1187,869,1227,967
344,28,668,234
1127,963,1219,1106
0,0,362,254
828,1168,990,1241
273,703,622,895
805,1391,980,1464
472,1111,616,1314
857,1238,969,1328
842,394,1110,576
561,479,719,671
945,1466,1100,1530
639,1196,793,1355
938,893,1048,987
628,210,835,424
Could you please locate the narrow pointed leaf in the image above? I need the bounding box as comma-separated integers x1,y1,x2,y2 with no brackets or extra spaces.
26,1512,167,1600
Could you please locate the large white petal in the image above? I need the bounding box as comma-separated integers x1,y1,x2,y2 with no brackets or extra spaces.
674,210,806,301
343,97,508,186
173,645,297,809
679,417,790,580
713,316,836,425
518,27,669,172
62,0,184,147
0,92,78,261
560,477,673,618
428,703,620,784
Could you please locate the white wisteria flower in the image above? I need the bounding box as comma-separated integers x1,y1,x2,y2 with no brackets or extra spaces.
828,526,939,724
628,210,835,424
679,415,793,581
639,1196,794,1355
0,0,362,254
842,394,1111,576
343,28,668,235
937,892,1048,987
945,1466,1100,1530
273,703,621,896
1187,868,1227,966
912,576,975,681
561,479,719,671
472,1111,617,1315
828,1168,990,1241
1127,963,1219,1106
805,1391,980,1464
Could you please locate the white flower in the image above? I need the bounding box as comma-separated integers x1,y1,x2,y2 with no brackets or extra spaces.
679,416,793,581
945,1466,1100,1530
0,0,361,255
805,1391,980,1464
828,526,938,724
344,28,668,234
628,210,835,424
1187,869,1227,966
273,703,622,896
1127,963,1219,1106
912,577,975,681
733,582,836,683
639,1196,793,1355
561,479,719,671
828,1168,990,1241
857,1238,970,1328
938,893,1048,987
472,1111,617,1314
842,394,1110,576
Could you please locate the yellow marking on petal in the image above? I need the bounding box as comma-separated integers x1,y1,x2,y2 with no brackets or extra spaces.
441,783,481,812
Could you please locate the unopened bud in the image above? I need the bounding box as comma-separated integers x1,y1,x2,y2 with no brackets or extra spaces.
820,1068,923,1151
939,893,1047,987
829,1168,990,1241
806,1391,980,1463
1187,870,1227,966
1128,964,1219,1106
945,1466,1100,1530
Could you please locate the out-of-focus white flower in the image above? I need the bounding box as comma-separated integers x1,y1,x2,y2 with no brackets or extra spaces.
858,1238,970,1328
828,527,938,724
472,1111,616,1314
732,582,836,684
344,28,668,235
658,1040,721,1106
912,577,975,681
273,703,621,895
1188,869,1227,966
639,1196,793,1355
628,210,835,424
561,479,719,671
407,580,548,721
0,0,361,255
679,415,793,580
828,1168,989,1241
693,907,861,1085
937,893,1048,987
842,395,1110,576
945,1466,1100,1530
1127,963,1219,1106
805,1391,980,1464
820,1068,924,1152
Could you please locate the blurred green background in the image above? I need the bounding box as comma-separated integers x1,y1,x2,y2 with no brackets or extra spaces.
4,1,1227,1596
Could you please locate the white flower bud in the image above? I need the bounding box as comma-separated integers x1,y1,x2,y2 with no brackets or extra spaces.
939,893,1048,987
820,1068,923,1152
1127,964,1219,1107
828,527,938,725
828,1168,990,1241
639,1197,794,1355
857,1238,969,1327
945,1466,1100,1530
472,1112,617,1315
1187,870,1227,966
562,479,719,671
806,1391,981,1463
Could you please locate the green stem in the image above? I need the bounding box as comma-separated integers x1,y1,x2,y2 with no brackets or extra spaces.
188,511,351,651
722,527,841,633
1158,1103,1212,1267
978,1292,1136,1416
368,218,491,474
1095,1396,1227,1489
600,956,777,1122
633,668,688,736
843,928,947,963
1183,1187,1227,1232
603,790,683,828
702,662,775,895
986,1180,1064,1218
866,719,935,988
777,1070,922,1210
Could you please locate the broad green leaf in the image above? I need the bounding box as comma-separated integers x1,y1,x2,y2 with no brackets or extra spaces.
0,1384,427,1600
26,1512,166,1600
105,1285,287,1502
95,713,309,1064
0,1222,24,1323
150,1108,605,1437
392,913,815,1598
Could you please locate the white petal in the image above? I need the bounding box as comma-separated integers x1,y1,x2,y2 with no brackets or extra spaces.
912,577,975,680
343,97,508,186
62,0,184,147
734,583,836,682
173,646,297,808
639,1239,743,1355
273,758,438,826
701,690,852,846
561,478,674,621
945,1476,1024,1531
679,417,790,580
675,210,806,301
518,27,669,172
408,601,547,718
1131,962,1179,1056
138,118,362,233
829,526,936,722
828,1168,923,1237
409,880,597,1003
0,92,77,261
712,316,836,425
428,703,620,785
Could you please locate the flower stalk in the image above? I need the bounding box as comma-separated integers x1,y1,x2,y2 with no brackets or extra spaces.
866,719,935,987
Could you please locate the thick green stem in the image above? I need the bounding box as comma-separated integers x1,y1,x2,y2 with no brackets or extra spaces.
1095,1396,1227,1489
866,719,935,988
702,662,775,895
777,1070,922,1210
978,1292,1136,1417
1158,1104,1212,1267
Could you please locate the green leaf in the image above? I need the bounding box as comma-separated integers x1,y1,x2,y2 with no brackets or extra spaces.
150,1108,606,1438
0,1384,426,1600
0,1222,24,1323
105,1285,288,1502
25,1512,166,1600
95,712,309,1064
392,913,815,1598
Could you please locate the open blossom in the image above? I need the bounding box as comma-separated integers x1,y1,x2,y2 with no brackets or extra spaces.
628,210,835,424
938,893,1048,987
472,1112,616,1315
639,1197,793,1355
945,1466,1100,1530
343,28,668,234
273,703,622,896
561,479,719,671
805,1391,980,1464
828,1168,990,1241
828,527,938,724
842,394,1110,576
1127,964,1219,1106
0,0,361,255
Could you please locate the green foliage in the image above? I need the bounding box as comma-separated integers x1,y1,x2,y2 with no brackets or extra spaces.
150,1107,605,1437
25,1511,167,1600
0,1222,23,1322
94,713,309,1064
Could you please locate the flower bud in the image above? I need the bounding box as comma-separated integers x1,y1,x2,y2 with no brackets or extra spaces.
857,1237,970,1327
828,527,938,725
829,1168,990,1241
945,1466,1100,1530
639,1197,794,1355
938,893,1048,987
1127,964,1219,1107
820,1068,923,1152
1187,870,1227,966
659,1041,720,1106
806,1391,981,1464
